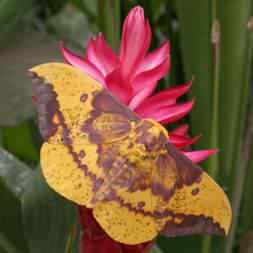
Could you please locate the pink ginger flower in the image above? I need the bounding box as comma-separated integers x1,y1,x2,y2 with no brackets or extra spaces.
60,7,215,163
60,6,217,253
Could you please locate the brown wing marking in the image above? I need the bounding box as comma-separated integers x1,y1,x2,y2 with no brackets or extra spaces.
156,142,232,237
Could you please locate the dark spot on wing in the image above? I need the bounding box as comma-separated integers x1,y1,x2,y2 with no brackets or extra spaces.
80,93,88,102
191,188,200,196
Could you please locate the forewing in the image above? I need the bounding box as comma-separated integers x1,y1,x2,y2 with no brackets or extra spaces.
30,63,139,207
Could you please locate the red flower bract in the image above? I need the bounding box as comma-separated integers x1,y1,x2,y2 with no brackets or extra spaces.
60,5,217,253
79,207,154,253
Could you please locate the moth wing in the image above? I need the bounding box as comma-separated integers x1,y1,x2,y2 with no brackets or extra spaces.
30,63,139,207
155,143,232,238
93,120,231,244
92,119,176,244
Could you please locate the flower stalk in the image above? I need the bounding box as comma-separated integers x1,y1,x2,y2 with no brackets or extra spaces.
97,0,121,50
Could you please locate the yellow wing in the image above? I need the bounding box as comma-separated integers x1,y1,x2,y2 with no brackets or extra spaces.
92,119,232,244
30,63,139,208
153,141,232,238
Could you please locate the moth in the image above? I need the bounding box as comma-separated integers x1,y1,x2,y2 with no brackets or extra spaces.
29,63,231,245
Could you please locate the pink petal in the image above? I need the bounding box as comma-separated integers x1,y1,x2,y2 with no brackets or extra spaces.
105,69,132,104
60,42,105,85
129,82,157,110
86,38,106,75
169,134,201,149
135,41,170,75
86,34,119,76
183,149,218,164
119,6,151,80
135,81,192,113
170,124,189,136
132,58,170,94
138,100,194,124
159,100,195,124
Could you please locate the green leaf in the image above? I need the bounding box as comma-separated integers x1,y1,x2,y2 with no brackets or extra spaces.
39,0,68,15
97,0,121,50
0,147,32,198
223,13,253,253
0,31,61,127
0,148,32,253
242,142,253,230
214,1,252,252
2,120,39,163
217,0,252,188
173,2,214,252
174,0,212,149
239,231,253,253
0,182,29,253
234,21,253,234
22,170,78,253
0,234,20,253
47,4,92,50
0,0,34,44
158,235,201,253
71,0,96,24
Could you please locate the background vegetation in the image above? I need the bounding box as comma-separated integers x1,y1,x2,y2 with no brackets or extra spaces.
0,0,253,252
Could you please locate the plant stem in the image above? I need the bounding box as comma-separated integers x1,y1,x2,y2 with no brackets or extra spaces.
174,0,213,148
225,106,253,253
225,17,253,253
97,0,121,50
233,16,253,230
217,0,252,191
238,31,253,228
201,17,221,253
209,19,220,178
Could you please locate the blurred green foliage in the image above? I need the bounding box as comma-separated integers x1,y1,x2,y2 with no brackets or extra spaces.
0,0,253,253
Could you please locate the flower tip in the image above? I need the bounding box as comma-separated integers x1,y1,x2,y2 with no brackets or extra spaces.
193,134,203,143
127,5,145,25
191,98,196,107
87,36,94,45
180,80,193,93
185,98,195,112
171,124,189,136
169,133,202,149
59,42,70,62
96,33,106,43
131,5,144,14
187,79,193,88
184,149,218,164
209,148,219,155
58,41,71,61
162,41,170,54
58,40,64,51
